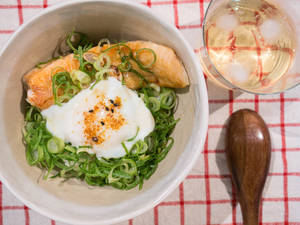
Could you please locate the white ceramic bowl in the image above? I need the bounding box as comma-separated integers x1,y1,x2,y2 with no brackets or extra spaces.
0,0,208,224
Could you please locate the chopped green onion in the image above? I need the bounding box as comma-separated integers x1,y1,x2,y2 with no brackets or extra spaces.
121,159,137,175
149,83,160,92
66,30,93,54
148,97,160,112
159,89,176,109
26,146,38,166
107,165,121,183
131,140,148,155
102,43,133,58
135,48,157,69
118,60,132,72
78,145,92,149
65,145,76,153
142,87,150,109
66,30,77,52
90,68,113,90
102,43,155,85
52,71,80,106
25,106,35,121
145,163,158,180
93,53,111,71
121,74,126,85
37,146,45,162
121,142,129,155
129,68,148,85
98,38,110,48
127,127,140,142
24,35,179,191
47,137,65,154
70,70,91,88
139,93,145,101
75,46,85,71
157,137,174,162
83,52,97,63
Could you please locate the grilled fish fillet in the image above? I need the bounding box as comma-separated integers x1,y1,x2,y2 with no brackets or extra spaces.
23,54,80,109
23,41,189,109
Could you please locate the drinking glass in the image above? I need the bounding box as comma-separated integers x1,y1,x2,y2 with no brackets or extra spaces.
199,0,300,94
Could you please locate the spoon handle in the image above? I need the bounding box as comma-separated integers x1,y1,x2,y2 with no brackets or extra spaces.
226,109,271,225
240,200,259,225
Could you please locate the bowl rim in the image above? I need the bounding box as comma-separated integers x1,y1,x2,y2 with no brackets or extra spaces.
0,0,209,224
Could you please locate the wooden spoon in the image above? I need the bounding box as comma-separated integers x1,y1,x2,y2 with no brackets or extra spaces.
225,109,271,225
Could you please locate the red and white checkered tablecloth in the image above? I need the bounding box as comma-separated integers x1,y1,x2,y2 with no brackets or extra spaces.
1,0,300,225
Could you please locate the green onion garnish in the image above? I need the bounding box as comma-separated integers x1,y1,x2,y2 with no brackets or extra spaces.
159,88,176,109
127,127,140,142
148,97,160,112
129,68,148,85
97,38,110,48
121,142,129,155
90,68,113,90
47,137,65,154
130,140,148,155
70,70,91,89
52,71,80,106
66,30,93,54
135,48,157,69
23,84,178,190
25,34,179,190
118,60,132,72
93,53,111,71
102,43,133,57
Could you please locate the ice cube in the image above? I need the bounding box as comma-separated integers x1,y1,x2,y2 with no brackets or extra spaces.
260,19,281,41
216,14,238,31
225,62,249,84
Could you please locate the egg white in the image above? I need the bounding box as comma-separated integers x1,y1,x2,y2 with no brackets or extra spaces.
41,77,155,158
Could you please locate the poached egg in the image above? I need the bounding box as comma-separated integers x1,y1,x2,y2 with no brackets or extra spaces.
41,77,155,158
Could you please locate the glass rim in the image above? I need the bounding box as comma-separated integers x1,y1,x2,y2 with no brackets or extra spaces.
201,0,296,95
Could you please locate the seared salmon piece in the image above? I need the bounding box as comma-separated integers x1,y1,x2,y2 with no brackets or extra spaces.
24,41,189,109
23,54,79,109
126,41,189,89
87,41,189,89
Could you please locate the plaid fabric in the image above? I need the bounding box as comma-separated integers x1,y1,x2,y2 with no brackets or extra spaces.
1,0,300,224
